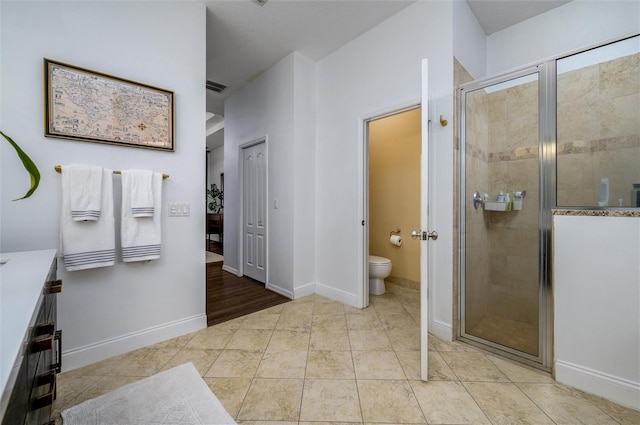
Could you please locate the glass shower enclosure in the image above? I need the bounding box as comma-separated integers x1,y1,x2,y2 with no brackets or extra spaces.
458,34,639,370
459,66,554,370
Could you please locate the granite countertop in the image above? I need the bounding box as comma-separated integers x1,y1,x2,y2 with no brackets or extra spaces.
553,209,640,217
0,249,57,418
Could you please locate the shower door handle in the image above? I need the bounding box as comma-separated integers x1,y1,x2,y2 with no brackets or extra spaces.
472,191,483,210
411,230,438,241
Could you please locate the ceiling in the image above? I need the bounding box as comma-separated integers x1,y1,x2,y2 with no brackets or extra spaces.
466,0,571,35
204,0,571,149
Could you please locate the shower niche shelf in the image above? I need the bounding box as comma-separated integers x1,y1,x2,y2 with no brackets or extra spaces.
484,201,522,211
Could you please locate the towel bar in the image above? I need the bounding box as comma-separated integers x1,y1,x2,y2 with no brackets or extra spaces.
54,165,169,180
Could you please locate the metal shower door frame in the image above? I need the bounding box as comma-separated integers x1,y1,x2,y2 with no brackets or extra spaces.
458,63,556,371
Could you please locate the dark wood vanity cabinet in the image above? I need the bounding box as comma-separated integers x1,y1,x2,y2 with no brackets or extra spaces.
1,255,61,425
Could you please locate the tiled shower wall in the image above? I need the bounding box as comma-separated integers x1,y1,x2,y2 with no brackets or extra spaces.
484,79,539,329
557,52,640,207
459,67,491,332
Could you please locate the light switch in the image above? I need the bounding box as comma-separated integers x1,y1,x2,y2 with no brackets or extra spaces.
273,199,279,209
168,202,190,217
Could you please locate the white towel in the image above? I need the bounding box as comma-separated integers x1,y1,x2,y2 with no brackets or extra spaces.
60,168,115,271
121,172,163,262
122,169,154,217
64,164,103,221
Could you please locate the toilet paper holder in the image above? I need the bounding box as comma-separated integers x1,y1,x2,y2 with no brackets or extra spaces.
390,229,401,236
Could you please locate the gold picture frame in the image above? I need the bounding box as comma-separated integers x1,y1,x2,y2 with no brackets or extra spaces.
44,58,175,151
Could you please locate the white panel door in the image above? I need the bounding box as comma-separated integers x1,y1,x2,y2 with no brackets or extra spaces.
243,142,266,283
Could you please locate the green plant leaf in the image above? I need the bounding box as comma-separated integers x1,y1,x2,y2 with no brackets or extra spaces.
1,131,41,200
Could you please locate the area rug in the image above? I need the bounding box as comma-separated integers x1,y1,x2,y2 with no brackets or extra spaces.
206,251,223,263
61,362,236,425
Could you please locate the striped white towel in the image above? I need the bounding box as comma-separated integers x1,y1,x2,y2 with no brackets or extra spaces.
122,169,155,217
121,172,163,262
60,168,115,271
64,164,103,221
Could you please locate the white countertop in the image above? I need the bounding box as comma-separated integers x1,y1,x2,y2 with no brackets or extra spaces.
0,249,57,416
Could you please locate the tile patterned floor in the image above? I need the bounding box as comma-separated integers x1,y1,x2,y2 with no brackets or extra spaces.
52,283,640,424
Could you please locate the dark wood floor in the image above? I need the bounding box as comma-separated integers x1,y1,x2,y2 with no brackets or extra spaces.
206,258,290,327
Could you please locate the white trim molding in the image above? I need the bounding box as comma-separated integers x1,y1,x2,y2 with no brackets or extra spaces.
222,264,240,276
61,314,206,373
430,319,453,342
266,282,293,299
555,360,640,411
315,282,358,308
293,282,316,300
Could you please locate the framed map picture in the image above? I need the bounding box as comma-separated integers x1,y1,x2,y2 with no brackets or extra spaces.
44,59,174,151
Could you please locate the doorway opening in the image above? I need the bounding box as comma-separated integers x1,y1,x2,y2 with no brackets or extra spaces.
362,98,429,381
366,106,422,305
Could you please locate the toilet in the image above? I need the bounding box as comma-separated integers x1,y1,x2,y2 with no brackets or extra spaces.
368,255,392,295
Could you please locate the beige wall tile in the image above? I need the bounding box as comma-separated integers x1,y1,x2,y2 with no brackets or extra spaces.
600,53,640,99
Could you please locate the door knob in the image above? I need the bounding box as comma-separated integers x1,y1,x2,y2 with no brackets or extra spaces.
411,230,438,241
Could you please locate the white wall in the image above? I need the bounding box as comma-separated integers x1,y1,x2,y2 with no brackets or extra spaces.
224,52,316,298
487,0,640,75
453,0,487,80
0,1,207,370
554,215,640,410
292,54,317,295
315,1,454,339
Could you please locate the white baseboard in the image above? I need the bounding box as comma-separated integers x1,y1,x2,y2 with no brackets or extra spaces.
266,282,293,299
430,319,453,342
293,282,316,299
555,360,640,411
62,314,207,373
222,264,239,276
315,282,358,307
